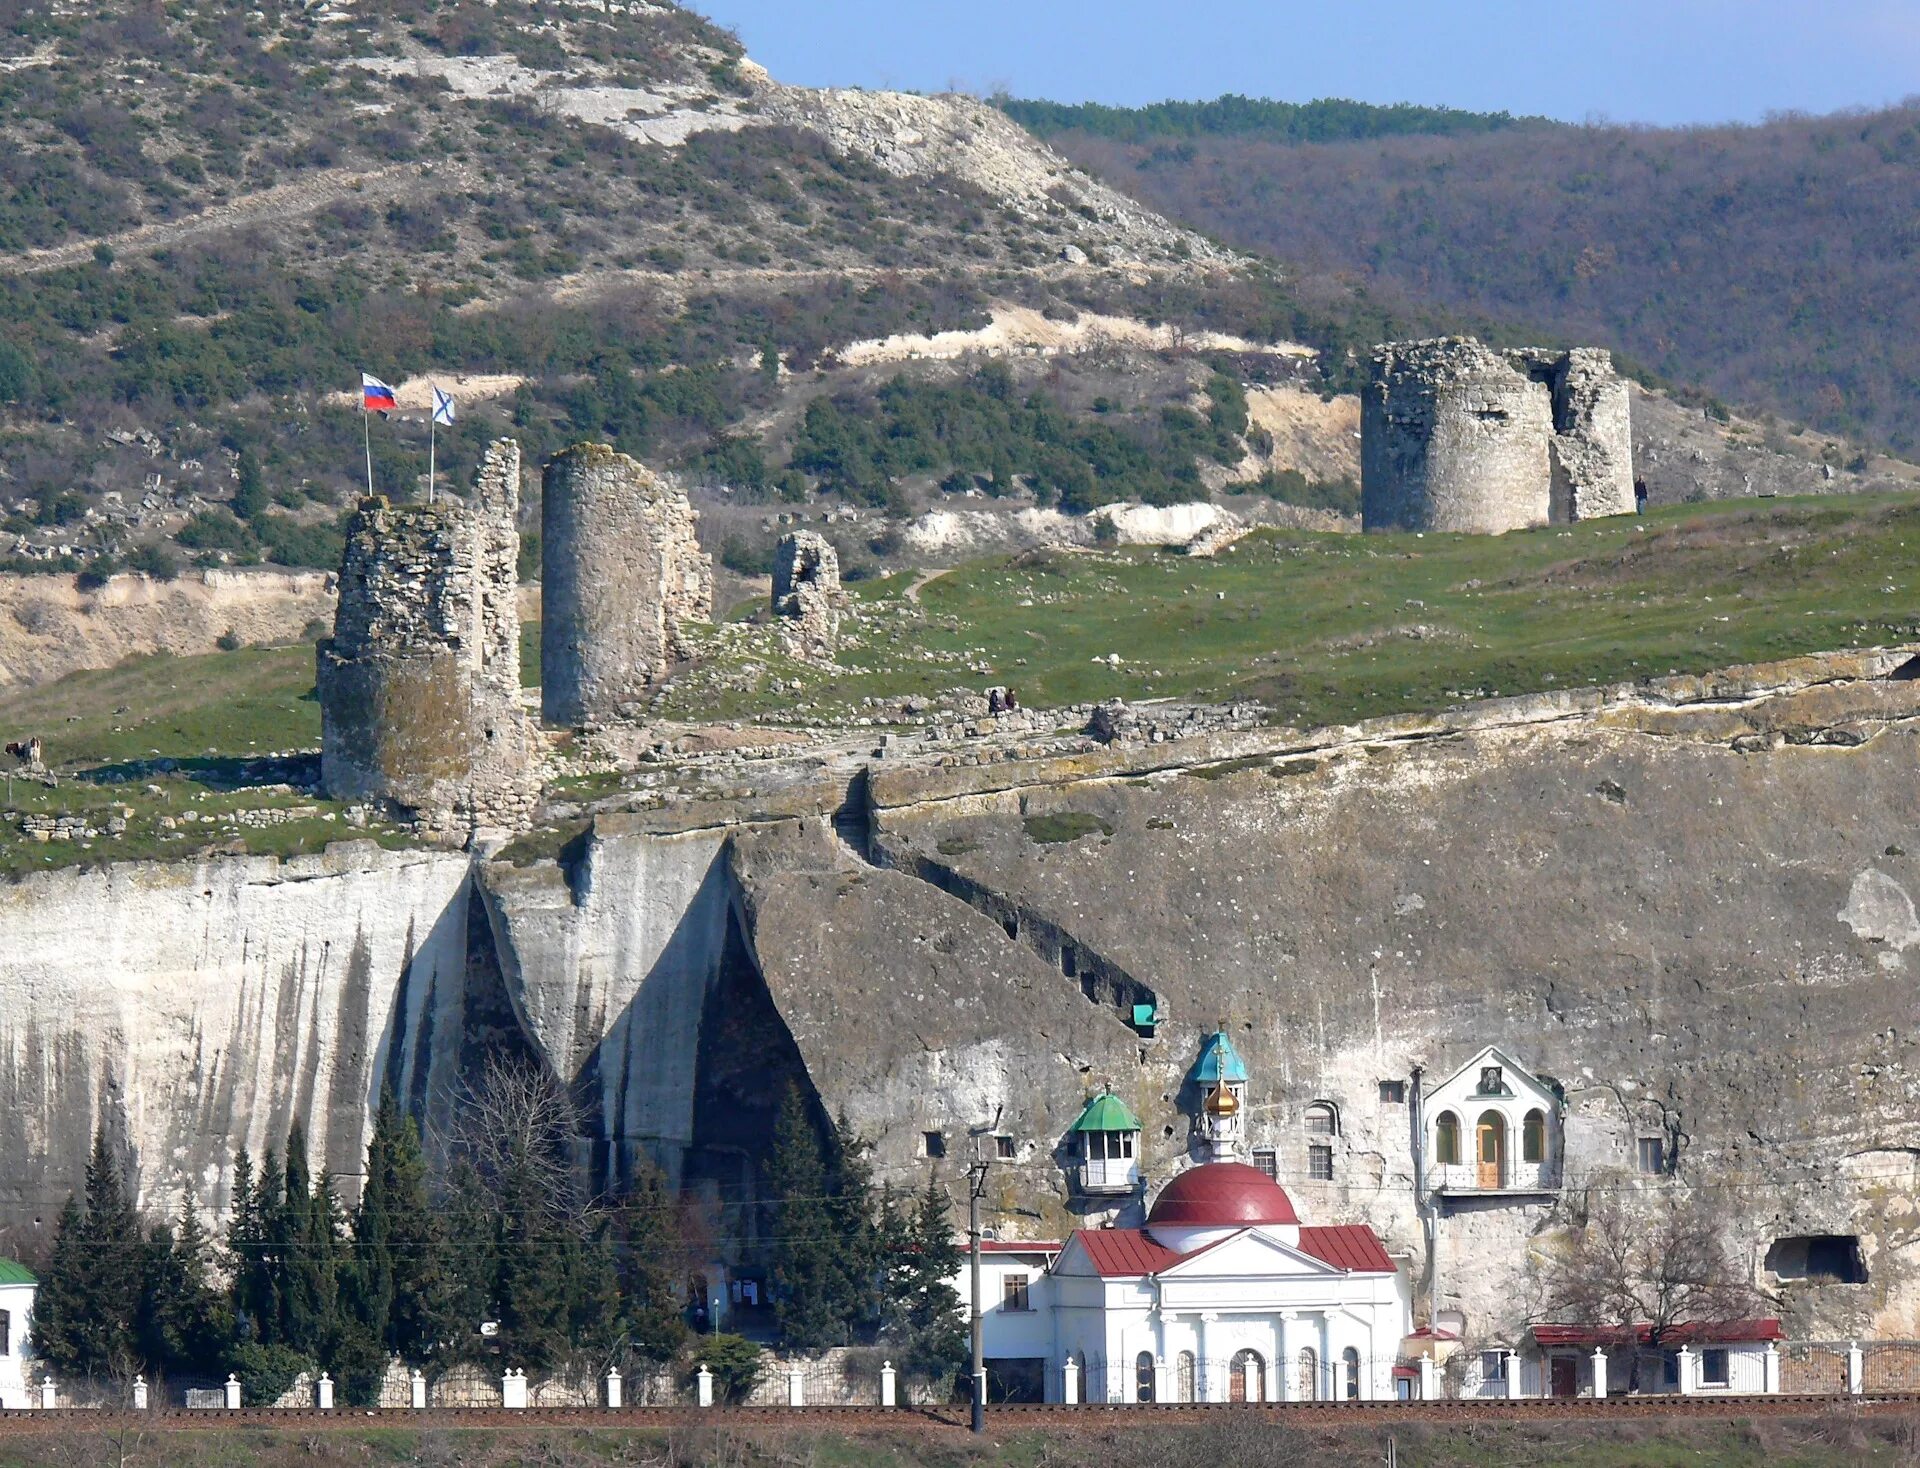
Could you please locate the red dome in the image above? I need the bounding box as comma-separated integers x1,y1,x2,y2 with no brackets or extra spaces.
1147,1162,1299,1228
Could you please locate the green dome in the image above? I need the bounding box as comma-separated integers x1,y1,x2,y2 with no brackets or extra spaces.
1072,1091,1141,1133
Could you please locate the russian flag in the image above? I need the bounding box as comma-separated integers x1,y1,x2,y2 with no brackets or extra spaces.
361,373,397,415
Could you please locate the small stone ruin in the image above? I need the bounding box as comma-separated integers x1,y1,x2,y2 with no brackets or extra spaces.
541,444,712,726
1361,336,1634,534
316,439,536,840
771,530,844,661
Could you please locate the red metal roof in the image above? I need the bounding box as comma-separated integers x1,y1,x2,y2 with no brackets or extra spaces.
1066,1223,1394,1278
1297,1224,1397,1274
1530,1319,1785,1348
979,1240,1061,1254
1071,1229,1185,1277
1147,1162,1300,1228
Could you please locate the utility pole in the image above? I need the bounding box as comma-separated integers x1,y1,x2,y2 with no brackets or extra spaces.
967,1108,1001,1436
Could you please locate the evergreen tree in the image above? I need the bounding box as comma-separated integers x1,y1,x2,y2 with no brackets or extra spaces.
881,1173,966,1385
765,1085,846,1349
439,1156,497,1358
135,1191,231,1376
564,1218,625,1359
619,1160,689,1364
352,1090,451,1361
492,1140,572,1370
27,1130,145,1375
28,1196,92,1374
227,1148,283,1345
828,1111,882,1339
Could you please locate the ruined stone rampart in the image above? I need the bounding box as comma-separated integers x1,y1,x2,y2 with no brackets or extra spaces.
540,444,712,727
771,530,843,661
1362,337,1633,533
317,440,535,837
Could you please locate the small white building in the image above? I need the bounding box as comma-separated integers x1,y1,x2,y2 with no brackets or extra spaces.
972,1241,1062,1400
1524,1319,1786,1397
968,1162,1411,1404
1422,1045,1563,1198
0,1259,36,1410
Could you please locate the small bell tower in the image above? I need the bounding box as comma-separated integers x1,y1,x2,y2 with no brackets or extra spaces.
1190,1026,1249,1161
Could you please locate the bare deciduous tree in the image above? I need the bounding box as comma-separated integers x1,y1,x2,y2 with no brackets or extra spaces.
1532,1184,1770,1391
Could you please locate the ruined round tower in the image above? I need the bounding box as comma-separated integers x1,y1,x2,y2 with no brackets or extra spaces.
540,443,713,727
317,439,536,838
1361,337,1633,533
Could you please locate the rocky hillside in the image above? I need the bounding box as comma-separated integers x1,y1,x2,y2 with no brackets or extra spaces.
1017,96,1920,459
0,0,1901,608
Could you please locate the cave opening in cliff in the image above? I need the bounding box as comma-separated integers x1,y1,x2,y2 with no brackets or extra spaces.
1766,1234,1867,1284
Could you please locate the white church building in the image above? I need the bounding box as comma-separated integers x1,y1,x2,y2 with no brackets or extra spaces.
976,1160,1412,1403
0,1259,36,1410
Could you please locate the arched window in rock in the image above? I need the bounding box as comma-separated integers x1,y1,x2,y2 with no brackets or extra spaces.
1523,1109,1547,1164
1435,1111,1461,1166
1305,1101,1339,1136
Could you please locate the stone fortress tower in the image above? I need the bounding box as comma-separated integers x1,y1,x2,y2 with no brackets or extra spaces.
770,529,845,661
317,439,537,839
1361,337,1634,534
540,443,713,727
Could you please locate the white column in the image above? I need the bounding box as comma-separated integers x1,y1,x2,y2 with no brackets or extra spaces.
1503,1351,1521,1400
410,1370,427,1410
1062,1357,1080,1406
879,1361,896,1407
39,1377,56,1410
605,1369,622,1409
225,1375,242,1410
316,1373,334,1410
696,1365,714,1408
1277,1312,1298,1402
1591,1349,1608,1400
1194,1312,1214,1402
1763,1343,1781,1395
132,1376,149,1411
1848,1342,1864,1396
1677,1346,1696,1396
502,1369,528,1409
1419,1356,1437,1401
786,1365,805,1407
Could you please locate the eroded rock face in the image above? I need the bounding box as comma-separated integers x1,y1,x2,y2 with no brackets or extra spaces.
1362,337,1633,532
540,444,712,727
770,531,843,661
860,658,1920,1342
317,440,535,838
0,844,475,1223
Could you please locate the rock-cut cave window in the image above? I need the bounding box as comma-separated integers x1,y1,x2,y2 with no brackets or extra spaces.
922,1131,946,1159
1766,1234,1868,1284
1637,1137,1666,1175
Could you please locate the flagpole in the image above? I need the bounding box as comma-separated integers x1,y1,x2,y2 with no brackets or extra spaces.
428,409,436,506
363,405,374,498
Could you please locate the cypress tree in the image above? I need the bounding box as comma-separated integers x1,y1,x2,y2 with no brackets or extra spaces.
136,1191,231,1376
29,1129,145,1375
440,1156,496,1358
765,1085,843,1349
828,1112,882,1339
276,1123,340,1356
493,1136,571,1370
353,1090,451,1361
28,1196,91,1374
619,1159,688,1364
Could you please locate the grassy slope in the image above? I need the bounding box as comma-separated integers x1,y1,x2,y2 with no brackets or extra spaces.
7,492,1920,875
664,494,1920,726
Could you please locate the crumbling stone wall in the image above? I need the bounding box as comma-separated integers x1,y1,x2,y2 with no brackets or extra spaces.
541,444,713,726
1362,337,1633,533
317,440,535,838
771,530,843,661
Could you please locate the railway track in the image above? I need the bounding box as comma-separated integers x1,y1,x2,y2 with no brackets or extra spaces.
1,1394,1918,1434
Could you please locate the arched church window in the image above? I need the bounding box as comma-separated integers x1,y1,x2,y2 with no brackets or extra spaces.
1177,1351,1196,1403
1523,1109,1547,1163
1342,1346,1361,1399
1135,1351,1156,1403
1296,1347,1319,1402
1435,1111,1461,1166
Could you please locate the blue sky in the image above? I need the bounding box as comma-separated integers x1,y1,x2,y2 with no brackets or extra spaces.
689,1,1920,126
